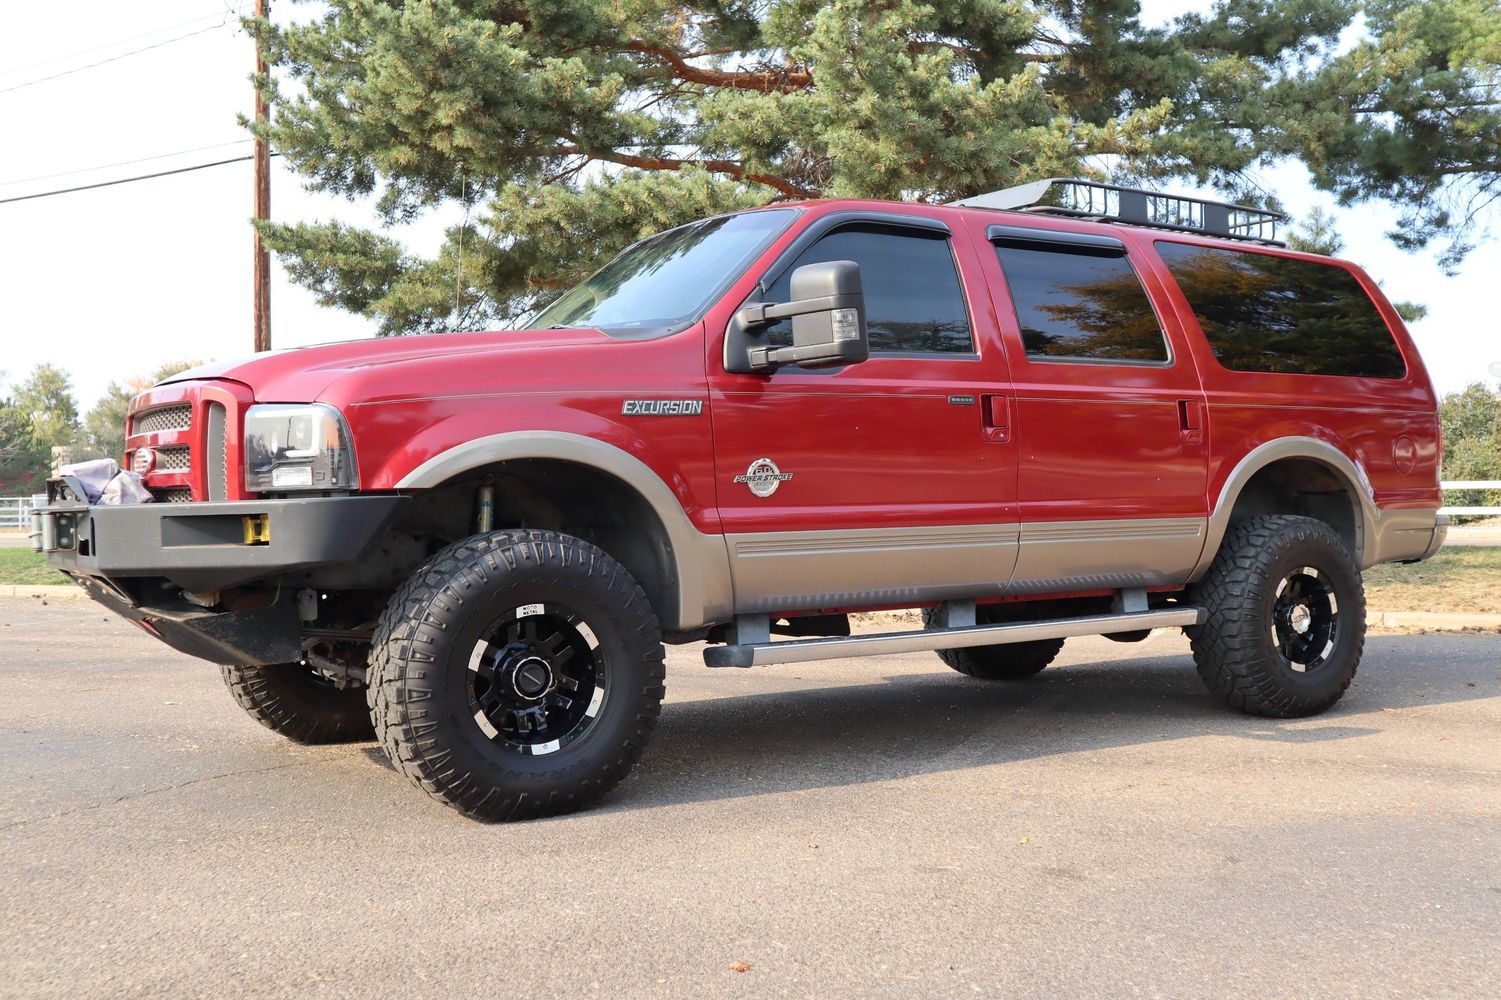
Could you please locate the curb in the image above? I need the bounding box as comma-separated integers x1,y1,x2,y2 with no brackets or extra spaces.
1,583,88,599
1368,610,1501,630
3,589,1499,631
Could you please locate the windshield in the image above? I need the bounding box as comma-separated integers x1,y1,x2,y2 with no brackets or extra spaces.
530,208,799,335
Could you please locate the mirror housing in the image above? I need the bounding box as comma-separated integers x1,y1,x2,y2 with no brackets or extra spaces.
735,260,869,373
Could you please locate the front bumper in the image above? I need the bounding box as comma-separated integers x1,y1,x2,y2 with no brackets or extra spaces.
34,494,407,592
32,493,407,666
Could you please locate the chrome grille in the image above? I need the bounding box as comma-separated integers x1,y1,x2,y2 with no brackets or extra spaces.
151,487,194,504
133,405,192,434
155,446,191,471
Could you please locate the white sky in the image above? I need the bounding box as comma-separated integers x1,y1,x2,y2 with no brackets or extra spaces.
0,0,1497,412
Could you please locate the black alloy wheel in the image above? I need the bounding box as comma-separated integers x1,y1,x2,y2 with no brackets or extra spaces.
1269,565,1340,673
468,605,607,758
368,529,666,821
1188,514,1365,718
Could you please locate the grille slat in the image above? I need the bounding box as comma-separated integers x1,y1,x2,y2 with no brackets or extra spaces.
206,402,228,500
155,446,191,472
133,405,192,435
150,487,194,504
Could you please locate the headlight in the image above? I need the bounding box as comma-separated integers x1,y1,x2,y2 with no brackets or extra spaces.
243,403,359,493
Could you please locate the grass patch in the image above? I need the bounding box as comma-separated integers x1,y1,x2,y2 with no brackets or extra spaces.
0,547,67,586
1363,546,1501,615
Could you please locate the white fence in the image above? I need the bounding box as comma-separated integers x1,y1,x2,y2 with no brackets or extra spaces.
0,496,41,530
1439,480,1501,517
1,481,1497,530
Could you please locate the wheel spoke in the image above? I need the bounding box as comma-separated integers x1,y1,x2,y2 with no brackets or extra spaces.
467,607,604,753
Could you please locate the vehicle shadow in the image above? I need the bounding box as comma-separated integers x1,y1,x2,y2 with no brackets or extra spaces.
607,632,1500,813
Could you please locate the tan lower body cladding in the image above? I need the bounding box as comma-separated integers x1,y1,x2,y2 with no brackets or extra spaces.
723,517,1207,613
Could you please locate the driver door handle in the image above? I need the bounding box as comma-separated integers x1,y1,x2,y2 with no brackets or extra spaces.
982,394,1011,443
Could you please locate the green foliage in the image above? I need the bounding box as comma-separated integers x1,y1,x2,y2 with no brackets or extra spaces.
1285,206,1344,256
150,359,205,384
0,373,51,495
82,382,136,464
256,0,1400,335
13,364,79,454
1392,301,1428,324
1439,382,1501,513
1272,0,1501,271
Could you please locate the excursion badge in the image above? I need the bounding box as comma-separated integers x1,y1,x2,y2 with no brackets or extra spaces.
621,399,704,416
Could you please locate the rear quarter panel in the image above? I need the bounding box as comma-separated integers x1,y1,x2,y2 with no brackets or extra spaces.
1133,235,1442,515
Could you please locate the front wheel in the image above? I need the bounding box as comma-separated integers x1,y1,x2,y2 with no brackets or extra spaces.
1187,514,1365,718
367,529,666,821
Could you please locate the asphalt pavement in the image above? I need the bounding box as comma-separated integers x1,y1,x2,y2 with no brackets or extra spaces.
2,599,1498,999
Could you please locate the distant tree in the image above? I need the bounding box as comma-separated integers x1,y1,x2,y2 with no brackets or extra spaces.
78,361,206,463
1286,207,1344,256
82,381,145,463
1439,382,1501,515
13,364,80,457
0,375,49,495
150,359,205,384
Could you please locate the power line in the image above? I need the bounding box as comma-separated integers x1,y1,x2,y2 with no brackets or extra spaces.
0,7,244,77
0,21,233,95
0,139,253,188
0,154,278,206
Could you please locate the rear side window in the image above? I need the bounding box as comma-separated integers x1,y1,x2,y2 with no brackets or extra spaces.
1154,241,1406,379
992,242,1169,363
766,225,973,354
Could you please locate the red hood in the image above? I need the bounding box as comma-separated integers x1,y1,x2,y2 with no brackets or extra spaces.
161,328,617,403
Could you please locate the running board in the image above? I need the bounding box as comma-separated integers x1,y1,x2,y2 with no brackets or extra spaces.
703,607,1206,668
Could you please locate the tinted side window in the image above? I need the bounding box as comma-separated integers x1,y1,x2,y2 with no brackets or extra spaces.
766,225,973,353
1155,241,1406,379
992,242,1169,363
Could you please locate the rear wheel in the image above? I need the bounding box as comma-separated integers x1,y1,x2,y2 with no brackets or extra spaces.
920,607,1064,680
367,529,665,822
1188,514,1365,718
220,663,374,745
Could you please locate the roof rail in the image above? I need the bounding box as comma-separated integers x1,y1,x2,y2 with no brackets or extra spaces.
950,177,1286,245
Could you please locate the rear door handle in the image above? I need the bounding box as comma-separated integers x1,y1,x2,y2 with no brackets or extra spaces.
1178,398,1204,444
982,394,1011,443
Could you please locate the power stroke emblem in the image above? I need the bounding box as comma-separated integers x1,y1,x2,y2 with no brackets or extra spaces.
734,457,793,498
621,399,704,416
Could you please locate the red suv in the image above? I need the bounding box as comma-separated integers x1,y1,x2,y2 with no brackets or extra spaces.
34,179,1446,821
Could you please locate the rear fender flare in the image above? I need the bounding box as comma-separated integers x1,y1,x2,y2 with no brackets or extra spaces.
1192,436,1380,579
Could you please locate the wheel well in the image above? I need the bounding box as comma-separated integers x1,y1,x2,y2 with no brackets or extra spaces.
390,459,680,627
1225,458,1362,559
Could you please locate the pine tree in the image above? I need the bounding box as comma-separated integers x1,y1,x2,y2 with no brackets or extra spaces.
1272,0,1501,271
253,1,1489,335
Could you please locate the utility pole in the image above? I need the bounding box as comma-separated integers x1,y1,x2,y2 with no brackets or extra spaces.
252,0,271,353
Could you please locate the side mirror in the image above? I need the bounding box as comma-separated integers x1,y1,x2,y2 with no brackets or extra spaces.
735,260,869,372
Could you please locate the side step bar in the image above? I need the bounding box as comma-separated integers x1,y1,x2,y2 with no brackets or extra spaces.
703,607,1206,669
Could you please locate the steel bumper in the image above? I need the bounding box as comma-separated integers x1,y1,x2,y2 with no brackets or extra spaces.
34,494,408,592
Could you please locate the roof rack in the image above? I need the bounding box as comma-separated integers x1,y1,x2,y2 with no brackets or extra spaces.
950,177,1286,245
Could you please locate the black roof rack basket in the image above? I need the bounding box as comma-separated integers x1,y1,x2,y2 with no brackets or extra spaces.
950,178,1286,245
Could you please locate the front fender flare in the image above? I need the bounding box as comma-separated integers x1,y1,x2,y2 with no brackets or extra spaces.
395,431,732,630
